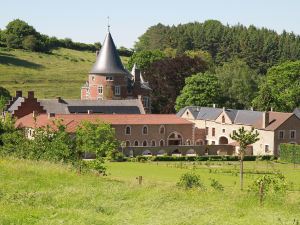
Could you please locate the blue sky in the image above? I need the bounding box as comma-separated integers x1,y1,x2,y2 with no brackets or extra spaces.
1,0,300,48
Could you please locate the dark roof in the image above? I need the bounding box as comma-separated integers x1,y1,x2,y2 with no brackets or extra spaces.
197,107,223,120
90,32,130,75
7,98,145,115
294,108,300,119
234,110,263,126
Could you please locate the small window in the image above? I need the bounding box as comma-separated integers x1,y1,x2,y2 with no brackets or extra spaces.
134,141,139,146
211,141,215,145
290,130,296,139
142,96,149,108
278,130,284,139
205,127,209,135
151,140,156,146
143,126,148,135
186,139,191,145
222,129,225,133
98,85,103,94
125,141,130,147
143,140,147,146
159,140,164,147
212,128,215,137
265,145,269,153
159,125,165,134
222,115,225,123
125,126,131,135
91,76,95,81
106,76,113,81
115,86,121,95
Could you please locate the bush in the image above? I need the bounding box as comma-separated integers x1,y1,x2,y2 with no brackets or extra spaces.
280,144,300,164
177,172,205,190
210,178,224,191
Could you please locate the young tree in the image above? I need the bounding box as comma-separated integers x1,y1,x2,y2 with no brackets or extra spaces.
230,127,259,190
175,72,221,111
75,120,119,174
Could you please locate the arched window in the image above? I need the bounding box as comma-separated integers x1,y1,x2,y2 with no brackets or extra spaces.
222,115,225,124
125,126,131,135
151,140,156,146
125,141,130,147
143,140,147,146
186,139,191,145
159,125,165,134
160,139,164,147
142,126,148,135
134,140,139,146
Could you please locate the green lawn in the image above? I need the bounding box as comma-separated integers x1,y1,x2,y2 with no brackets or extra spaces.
0,48,129,99
0,158,299,225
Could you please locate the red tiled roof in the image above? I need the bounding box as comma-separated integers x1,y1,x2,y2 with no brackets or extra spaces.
16,113,193,132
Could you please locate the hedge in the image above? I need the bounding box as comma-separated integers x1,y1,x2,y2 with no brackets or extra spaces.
131,155,275,162
280,144,300,164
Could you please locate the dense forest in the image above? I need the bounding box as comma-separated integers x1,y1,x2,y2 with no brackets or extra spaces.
129,20,300,113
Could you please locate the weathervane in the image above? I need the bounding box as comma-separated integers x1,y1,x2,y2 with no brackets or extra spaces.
107,16,110,32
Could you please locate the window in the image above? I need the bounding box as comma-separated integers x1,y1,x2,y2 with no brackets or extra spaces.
86,88,90,96
222,129,225,133
265,145,269,153
222,115,225,123
115,86,121,95
125,141,130,147
278,130,284,139
151,140,156,146
143,140,147,146
125,126,131,135
211,141,215,145
91,76,95,81
142,96,149,108
134,140,139,146
196,139,204,145
212,128,215,137
205,127,209,135
186,139,191,145
159,140,164,146
142,126,148,135
290,130,296,139
159,125,165,134
98,85,103,95
106,76,113,81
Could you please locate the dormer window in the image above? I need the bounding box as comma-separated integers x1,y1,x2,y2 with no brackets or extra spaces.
106,76,113,81
222,116,225,123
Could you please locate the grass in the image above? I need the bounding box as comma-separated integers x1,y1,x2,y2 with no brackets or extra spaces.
0,48,129,99
0,158,299,225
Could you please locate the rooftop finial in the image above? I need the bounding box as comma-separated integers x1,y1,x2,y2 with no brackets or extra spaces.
107,16,110,32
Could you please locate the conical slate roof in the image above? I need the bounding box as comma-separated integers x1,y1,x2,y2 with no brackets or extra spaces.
90,32,129,75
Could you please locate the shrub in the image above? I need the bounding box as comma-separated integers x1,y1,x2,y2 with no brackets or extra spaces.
280,144,300,164
177,172,205,190
210,178,224,191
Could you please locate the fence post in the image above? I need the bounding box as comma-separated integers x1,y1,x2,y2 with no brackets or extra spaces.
259,182,264,206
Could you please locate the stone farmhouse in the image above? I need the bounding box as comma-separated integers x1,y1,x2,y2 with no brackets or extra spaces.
178,106,300,156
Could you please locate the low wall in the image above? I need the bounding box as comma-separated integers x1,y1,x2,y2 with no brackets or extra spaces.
120,145,236,157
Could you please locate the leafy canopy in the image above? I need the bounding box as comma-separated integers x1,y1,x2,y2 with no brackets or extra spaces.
230,127,259,154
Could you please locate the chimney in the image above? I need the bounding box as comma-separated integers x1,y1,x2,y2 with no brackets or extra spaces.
213,103,216,108
262,111,269,129
270,107,273,112
132,64,141,83
138,95,142,101
87,110,93,114
16,91,22,98
56,96,62,103
48,113,55,119
28,91,34,99
222,107,225,112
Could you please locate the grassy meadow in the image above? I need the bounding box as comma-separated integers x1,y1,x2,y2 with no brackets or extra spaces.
0,48,129,99
0,158,299,225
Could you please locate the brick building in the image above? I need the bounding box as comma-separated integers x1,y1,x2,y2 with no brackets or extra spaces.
81,31,151,112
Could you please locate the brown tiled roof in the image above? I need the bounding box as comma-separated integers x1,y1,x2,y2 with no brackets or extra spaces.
16,113,193,132
254,112,294,131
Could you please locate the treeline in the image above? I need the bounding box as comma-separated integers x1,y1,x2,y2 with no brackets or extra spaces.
0,19,133,56
135,20,300,74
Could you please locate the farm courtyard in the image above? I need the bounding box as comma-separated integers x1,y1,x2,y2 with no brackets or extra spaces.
0,158,299,225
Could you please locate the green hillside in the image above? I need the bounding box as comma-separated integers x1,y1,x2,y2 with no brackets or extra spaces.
0,48,129,99
1,158,299,224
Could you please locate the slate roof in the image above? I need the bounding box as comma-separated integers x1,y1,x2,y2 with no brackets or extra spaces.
90,32,130,75
177,106,296,131
294,108,300,119
7,97,145,115
16,114,193,132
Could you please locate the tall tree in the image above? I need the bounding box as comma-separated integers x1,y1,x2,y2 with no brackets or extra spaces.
144,55,208,113
0,87,11,112
175,72,220,111
252,61,300,112
230,127,259,190
127,50,166,71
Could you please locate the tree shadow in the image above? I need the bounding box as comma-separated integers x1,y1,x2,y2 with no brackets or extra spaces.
0,55,43,69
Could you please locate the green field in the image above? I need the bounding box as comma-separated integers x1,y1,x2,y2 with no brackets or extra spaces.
0,158,299,225
0,48,129,99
